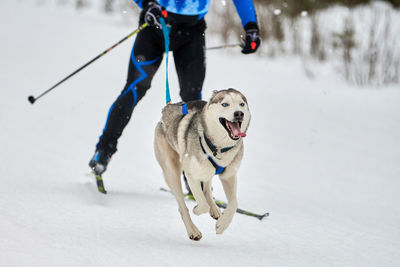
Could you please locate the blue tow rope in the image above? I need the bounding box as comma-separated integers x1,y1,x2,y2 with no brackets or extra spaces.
160,18,171,104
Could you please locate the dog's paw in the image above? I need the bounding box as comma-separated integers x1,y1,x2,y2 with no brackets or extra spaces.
193,204,210,215
215,213,234,234
209,205,222,220
187,224,202,241
188,230,202,241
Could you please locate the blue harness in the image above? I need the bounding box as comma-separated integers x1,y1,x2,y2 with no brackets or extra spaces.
199,137,226,175
181,103,231,175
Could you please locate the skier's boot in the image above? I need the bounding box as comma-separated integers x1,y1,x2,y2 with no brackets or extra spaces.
89,149,111,175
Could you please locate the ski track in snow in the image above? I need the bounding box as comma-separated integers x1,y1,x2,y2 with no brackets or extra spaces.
1,1,400,266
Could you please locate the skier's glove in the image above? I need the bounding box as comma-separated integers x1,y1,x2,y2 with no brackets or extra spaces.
241,22,261,54
140,1,168,28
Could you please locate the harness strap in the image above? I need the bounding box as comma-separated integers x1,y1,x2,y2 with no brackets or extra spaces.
199,137,226,175
203,134,234,157
182,103,188,115
160,18,171,104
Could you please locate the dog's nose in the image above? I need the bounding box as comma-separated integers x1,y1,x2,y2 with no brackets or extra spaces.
234,111,244,120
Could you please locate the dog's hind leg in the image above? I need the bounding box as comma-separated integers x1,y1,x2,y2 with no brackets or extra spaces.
154,124,202,241
203,180,222,220
216,174,238,234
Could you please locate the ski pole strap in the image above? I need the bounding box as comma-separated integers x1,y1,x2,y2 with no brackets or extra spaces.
160,18,171,104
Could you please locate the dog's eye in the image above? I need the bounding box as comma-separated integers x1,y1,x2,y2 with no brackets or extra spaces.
221,103,229,107
240,103,245,107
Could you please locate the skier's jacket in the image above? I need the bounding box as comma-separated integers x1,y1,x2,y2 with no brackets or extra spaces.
133,0,257,27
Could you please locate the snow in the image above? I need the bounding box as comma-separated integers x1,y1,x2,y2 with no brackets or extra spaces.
1,1,400,266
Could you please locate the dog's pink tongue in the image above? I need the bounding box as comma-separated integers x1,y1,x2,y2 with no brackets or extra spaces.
229,121,246,138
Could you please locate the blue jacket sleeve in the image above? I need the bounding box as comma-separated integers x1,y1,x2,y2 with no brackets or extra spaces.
232,0,257,27
133,0,147,9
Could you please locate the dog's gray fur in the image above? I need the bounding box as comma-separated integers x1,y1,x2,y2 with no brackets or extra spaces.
154,88,251,241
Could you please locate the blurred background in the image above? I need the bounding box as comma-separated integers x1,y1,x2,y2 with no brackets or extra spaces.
27,0,400,87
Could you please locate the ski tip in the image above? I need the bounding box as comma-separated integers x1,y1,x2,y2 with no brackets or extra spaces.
92,172,107,194
258,212,269,221
98,187,107,194
96,180,107,194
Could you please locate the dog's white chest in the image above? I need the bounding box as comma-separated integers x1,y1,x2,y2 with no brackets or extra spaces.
183,154,215,182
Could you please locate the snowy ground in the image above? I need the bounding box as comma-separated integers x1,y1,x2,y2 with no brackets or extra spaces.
1,1,400,266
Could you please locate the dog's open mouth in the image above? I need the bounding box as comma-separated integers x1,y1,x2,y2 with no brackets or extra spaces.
219,118,246,140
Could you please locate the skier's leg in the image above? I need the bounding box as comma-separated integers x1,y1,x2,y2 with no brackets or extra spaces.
90,27,164,173
173,20,206,102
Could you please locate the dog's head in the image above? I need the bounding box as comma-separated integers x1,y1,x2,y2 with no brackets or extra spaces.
203,88,251,143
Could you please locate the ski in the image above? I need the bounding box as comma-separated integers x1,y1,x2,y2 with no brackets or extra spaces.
90,172,107,194
160,187,269,220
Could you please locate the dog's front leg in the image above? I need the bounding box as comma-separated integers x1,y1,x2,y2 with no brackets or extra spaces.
203,180,222,220
186,175,210,215
216,174,238,234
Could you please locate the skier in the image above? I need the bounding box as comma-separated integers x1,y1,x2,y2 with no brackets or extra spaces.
89,0,261,178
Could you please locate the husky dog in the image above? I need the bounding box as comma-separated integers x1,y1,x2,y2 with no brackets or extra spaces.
154,88,251,241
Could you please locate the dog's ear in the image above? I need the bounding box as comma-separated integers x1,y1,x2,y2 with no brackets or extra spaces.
211,90,219,97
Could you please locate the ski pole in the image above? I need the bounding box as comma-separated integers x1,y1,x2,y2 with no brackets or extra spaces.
206,43,241,51
28,23,148,105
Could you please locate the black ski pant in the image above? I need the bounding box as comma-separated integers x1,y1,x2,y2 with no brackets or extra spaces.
96,18,206,155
